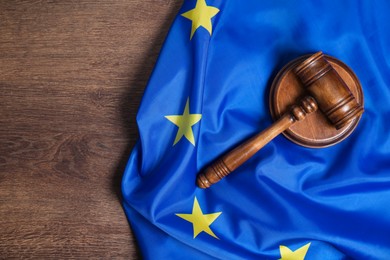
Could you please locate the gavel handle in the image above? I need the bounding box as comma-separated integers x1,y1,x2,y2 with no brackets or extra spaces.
196,96,318,189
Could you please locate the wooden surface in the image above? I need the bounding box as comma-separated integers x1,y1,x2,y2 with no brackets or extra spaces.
0,1,181,258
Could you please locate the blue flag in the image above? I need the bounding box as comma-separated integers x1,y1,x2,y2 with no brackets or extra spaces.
122,0,390,259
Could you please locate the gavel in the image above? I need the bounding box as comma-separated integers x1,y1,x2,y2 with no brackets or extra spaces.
197,51,364,189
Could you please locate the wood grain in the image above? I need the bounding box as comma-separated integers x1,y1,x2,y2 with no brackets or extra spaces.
0,1,182,258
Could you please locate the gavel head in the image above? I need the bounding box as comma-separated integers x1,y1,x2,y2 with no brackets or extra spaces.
294,51,364,129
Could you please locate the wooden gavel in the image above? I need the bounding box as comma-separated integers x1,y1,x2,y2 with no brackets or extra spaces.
197,51,364,189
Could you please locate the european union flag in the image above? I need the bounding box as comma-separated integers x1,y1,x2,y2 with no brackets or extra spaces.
122,0,390,259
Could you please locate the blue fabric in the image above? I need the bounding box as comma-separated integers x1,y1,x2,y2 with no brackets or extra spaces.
122,0,390,259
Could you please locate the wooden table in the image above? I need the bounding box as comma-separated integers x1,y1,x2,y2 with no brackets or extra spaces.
0,1,181,258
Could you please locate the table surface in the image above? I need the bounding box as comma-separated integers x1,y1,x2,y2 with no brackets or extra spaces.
0,1,181,258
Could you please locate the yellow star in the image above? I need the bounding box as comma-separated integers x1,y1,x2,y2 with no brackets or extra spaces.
279,243,311,260
165,98,202,146
181,0,220,39
176,197,222,239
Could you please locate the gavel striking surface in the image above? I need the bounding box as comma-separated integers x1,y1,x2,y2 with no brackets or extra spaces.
269,54,364,148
